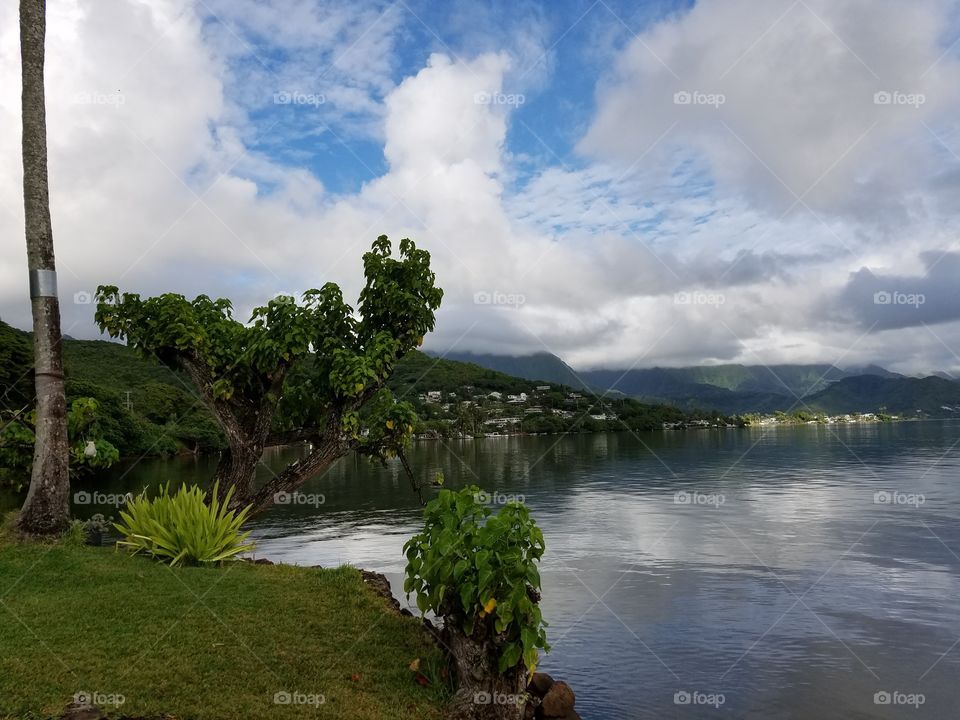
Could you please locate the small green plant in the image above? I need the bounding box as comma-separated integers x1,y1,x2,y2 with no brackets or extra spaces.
403,486,549,676
115,482,255,566
61,520,90,547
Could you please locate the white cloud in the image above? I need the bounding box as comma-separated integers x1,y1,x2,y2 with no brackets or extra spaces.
580,0,960,224
2,0,960,376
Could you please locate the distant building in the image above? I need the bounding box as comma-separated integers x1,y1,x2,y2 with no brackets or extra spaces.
535,385,551,391
487,391,502,400
426,390,442,402
484,417,521,428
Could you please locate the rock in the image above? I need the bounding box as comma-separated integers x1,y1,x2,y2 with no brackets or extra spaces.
528,672,554,698
253,557,274,565
360,570,402,613
540,681,575,718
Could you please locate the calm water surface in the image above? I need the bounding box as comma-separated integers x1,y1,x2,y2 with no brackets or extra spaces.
66,421,960,718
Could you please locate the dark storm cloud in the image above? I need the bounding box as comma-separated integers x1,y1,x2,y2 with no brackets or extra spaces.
834,251,960,330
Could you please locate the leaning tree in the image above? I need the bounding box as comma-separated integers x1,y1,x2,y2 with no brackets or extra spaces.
95,236,442,515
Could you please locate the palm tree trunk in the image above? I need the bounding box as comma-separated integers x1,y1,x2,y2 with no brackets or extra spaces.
17,0,70,536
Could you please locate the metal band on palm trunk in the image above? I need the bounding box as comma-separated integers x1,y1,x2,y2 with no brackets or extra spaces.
29,268,57,298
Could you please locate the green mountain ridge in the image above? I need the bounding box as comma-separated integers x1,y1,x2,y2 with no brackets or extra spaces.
434,350,959,417
804,375,960,416
436,351,590,389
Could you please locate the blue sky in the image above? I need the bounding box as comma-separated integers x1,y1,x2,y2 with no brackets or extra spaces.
222,0,694,195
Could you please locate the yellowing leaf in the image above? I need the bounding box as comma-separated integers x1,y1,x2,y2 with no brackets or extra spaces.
354,383,364,394
386,420,395,430
483,597,497,613
408,658,421,672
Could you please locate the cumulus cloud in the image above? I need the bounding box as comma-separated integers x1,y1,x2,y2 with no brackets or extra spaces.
580,0,960,224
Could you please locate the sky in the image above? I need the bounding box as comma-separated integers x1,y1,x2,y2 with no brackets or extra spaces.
2,0,960,374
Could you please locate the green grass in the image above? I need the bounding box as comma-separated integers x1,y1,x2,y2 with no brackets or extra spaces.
0,534,447,720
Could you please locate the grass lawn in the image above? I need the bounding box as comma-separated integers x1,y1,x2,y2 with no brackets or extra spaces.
0,534,446,719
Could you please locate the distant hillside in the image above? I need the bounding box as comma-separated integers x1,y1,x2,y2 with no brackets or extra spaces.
392,350,545,397
580,363,867,398
436,351,589,389
434,353,957,415
1,321,225,458
0,321,34,411
805,375,960,416
62,337,188,390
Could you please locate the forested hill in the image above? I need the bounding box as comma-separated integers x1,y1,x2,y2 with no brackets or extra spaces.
804,375,960,416
435,350,590,389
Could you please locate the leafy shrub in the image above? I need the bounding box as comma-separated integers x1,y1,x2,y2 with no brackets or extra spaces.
115,482,254,566
403,486,549,675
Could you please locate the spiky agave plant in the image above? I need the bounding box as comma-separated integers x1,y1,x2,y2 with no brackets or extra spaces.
115,482,255,566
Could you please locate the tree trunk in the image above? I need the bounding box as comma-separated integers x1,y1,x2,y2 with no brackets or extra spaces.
210,404,279,506
17,0,70,536
213,440,262,503
243,431,350,515
444,617,528,720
